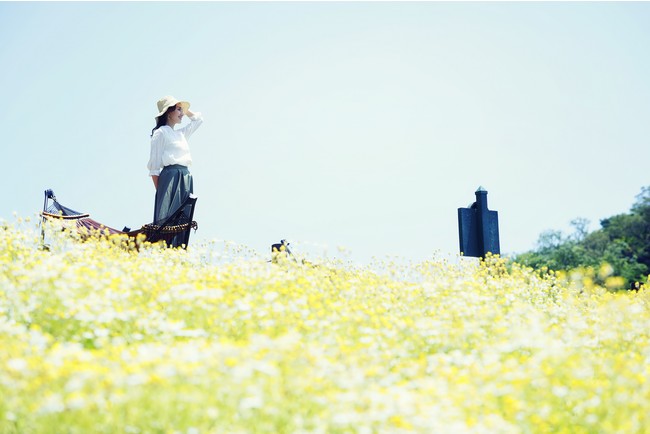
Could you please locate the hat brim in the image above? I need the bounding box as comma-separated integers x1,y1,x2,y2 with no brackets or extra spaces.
155,100,191,119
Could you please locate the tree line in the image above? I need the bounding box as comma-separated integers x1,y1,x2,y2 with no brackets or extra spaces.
514,186,650,290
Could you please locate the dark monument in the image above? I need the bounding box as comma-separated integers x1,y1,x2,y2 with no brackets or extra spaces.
458,187,500,258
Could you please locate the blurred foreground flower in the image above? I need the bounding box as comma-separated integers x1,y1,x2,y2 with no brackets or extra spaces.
1,222,649,433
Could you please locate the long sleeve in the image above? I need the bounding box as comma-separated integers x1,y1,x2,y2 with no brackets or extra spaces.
180,112,203,139
147,129,165,176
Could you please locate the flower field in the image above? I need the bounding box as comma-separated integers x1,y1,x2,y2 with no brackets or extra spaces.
2,219,650,433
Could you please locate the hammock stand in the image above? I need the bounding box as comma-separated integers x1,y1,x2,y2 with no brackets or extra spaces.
40,189,198,249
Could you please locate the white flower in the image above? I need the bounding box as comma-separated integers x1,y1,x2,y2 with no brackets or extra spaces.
239,395,264,410
6,358,27,372
38,394,65,414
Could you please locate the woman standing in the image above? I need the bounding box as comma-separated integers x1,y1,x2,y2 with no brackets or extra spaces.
147,96,203,246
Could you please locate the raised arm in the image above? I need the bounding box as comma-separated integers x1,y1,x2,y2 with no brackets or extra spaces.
181,109,203,138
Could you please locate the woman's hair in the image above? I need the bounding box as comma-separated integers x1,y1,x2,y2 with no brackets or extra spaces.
151,106,177,136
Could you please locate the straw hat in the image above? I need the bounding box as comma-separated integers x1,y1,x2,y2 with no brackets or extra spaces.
155,95,190,119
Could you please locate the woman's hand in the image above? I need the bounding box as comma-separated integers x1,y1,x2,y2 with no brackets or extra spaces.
185,108,195,118
151,175,159,190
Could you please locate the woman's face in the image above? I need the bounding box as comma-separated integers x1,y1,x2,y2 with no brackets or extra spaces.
166,104,184,126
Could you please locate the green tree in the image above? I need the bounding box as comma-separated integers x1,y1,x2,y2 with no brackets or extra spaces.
514,187,650,289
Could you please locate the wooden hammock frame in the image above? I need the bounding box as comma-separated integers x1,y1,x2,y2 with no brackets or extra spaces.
40,189,198,249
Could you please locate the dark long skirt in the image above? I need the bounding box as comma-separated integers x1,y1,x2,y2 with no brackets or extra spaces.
153,164,193,247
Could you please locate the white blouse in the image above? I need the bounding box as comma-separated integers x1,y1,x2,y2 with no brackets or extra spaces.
147,113,203,176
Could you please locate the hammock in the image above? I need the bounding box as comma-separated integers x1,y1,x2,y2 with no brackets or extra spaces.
41,189,198,248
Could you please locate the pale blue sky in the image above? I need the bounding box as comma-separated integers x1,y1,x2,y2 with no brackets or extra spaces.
2,2,649,263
